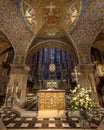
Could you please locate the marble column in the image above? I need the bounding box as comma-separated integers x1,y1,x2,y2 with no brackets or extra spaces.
5,64,30,106
77,64,99,106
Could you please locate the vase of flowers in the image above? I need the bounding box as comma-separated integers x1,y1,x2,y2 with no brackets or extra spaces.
70,85,97,111
69,85,100,127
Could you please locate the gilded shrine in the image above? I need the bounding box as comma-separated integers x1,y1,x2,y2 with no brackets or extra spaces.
38,90,65,118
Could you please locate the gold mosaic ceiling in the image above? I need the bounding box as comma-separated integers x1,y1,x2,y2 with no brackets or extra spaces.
24,0,79,7
22,0,81,34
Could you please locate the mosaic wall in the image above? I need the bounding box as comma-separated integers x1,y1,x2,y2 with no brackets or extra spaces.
0,0,33,64
0,0,104,64
71,0,104,63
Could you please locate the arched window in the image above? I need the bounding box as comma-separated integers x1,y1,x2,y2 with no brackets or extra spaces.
34,47,69,81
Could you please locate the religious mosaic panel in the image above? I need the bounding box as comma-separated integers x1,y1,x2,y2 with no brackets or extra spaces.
23,1,37,29
65,0,80,31
22,0,81,33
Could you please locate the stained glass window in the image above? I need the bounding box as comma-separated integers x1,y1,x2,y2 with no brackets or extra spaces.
56,48,61,80
50,47,54,63
34,47,69,81
44,48,48,80
50,48,55,80
62,49,67,79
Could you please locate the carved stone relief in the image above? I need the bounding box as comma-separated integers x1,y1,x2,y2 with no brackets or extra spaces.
5,64,30,105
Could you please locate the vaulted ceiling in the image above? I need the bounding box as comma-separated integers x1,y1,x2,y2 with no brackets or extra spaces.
22,0,81,34
0,0,104,64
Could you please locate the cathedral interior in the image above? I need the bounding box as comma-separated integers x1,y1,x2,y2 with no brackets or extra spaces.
0,0,104,130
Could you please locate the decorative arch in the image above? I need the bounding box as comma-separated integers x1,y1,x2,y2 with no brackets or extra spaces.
90,29,104,64
0,30,14,69
71,0,104,64
0,1,33,64
0,30,15,103
26,40,79,64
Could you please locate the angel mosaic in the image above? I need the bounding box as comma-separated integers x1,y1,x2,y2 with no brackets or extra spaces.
25,5,37,27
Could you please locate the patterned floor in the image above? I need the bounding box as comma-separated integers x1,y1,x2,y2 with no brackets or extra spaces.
0,106,102,129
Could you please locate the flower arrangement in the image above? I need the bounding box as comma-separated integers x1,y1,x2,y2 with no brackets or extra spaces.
69,85,103,126
70,85,98,113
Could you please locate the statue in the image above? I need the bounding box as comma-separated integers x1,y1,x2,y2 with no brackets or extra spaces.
96,64,104,77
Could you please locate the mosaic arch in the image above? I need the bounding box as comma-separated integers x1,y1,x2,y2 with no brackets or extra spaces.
0,1,33,64
0,30,14,76
26,41,78,82
0,0,104,65
26,21,80,65
26,40,79,65
29,47,75,80
71,0,104,64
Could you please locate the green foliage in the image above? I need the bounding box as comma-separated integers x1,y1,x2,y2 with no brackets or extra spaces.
69,85,103,122
70,85,97,112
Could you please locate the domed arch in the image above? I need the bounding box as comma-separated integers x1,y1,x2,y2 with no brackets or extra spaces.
25,39,79,90
26,40,79,64
26,23,80,64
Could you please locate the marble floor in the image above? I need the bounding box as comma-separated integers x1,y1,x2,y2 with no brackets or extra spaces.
0,106,102,129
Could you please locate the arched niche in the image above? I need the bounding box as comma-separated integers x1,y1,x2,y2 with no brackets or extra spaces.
26,40,78,64
90,29,104,64
25,20,79,93
25,40,79,92
90,29,104,107
0,30,14,106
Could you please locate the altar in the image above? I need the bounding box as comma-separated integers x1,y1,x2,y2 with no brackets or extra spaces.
38,90,65,118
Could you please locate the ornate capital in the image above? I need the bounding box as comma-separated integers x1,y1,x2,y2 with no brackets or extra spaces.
10,64,30,74
77,64,94,74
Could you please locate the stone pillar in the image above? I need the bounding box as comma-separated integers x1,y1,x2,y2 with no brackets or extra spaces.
77,64,99,106
5,64,30,106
